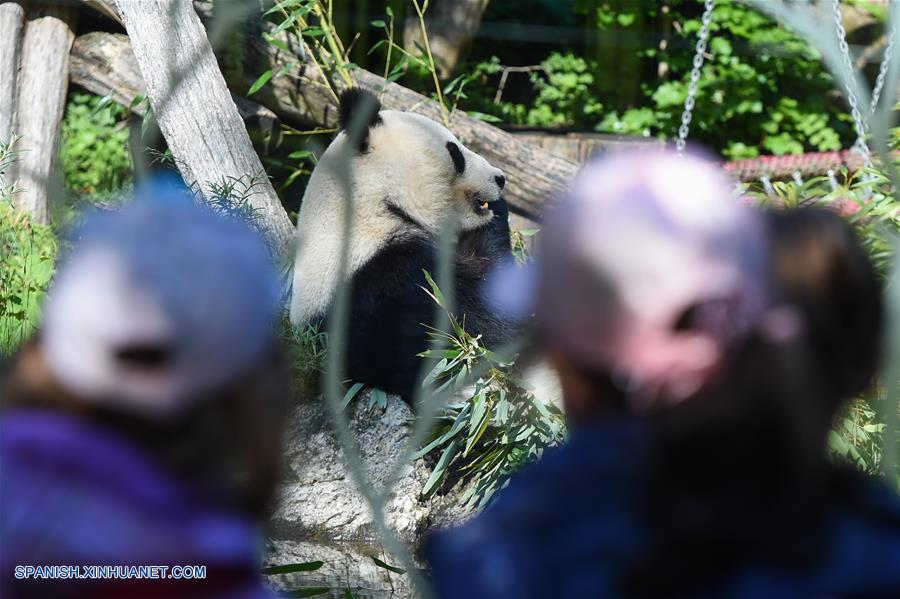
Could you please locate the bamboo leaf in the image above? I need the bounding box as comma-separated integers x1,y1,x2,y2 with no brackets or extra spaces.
371,556,405,575
422,439,459,496
248,70,274,96
263,561,324,575
340,382,365,410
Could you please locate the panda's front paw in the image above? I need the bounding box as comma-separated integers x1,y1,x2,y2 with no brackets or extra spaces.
489,197,509,224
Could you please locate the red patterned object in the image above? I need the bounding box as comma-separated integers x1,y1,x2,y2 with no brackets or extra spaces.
723,150,879,181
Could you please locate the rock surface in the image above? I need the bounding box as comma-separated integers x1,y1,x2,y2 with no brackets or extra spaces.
265,390,457,598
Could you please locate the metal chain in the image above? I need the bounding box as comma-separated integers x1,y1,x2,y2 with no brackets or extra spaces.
675,0,715,154
831,0,874,168
869,26,895,116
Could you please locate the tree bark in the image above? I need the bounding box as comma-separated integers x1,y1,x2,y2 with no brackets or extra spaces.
6,1,75,224
0,2,25,144
403,0,490,79
69,31,281,154
114,0,294,254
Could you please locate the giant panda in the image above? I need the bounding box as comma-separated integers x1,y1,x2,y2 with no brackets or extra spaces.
289,88,516,401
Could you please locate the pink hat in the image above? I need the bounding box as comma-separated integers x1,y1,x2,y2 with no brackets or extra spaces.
492,151,773,407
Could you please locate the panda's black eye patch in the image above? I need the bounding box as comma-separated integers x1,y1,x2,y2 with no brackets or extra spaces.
446,141,466,175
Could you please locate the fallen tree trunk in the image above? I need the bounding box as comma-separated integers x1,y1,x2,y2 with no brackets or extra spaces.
115,0,294,254
6,1,76,224
91,0,577,223
69,32,281,154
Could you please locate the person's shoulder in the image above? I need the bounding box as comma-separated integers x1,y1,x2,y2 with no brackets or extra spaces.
425,418,645,598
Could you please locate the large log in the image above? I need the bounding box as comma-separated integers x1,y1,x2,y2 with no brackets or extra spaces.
69,32,281,154
91,1,577,223
115,0,294,254
0,2,25,143
7,1,76,224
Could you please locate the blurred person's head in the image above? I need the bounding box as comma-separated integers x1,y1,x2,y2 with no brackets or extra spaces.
766,207,883,416
492,151,842,593
4,191,287,519
495,151,782,420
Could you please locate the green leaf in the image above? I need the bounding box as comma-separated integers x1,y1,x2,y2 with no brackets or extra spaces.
422,439,459,496
467,111,503,123
262,34,286,52
370,556,405,574
414,404,471,459
272,13,299,35
263,561,324,575
465,410,492,456
340,382,365,410
284,588,330,598
422,270,445,305
248,70,274,96
369,387,388,411
529,394,551,419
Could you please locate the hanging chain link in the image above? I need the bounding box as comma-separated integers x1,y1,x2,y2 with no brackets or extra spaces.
831,0,874,168
675,0,715,154
869,25,895,116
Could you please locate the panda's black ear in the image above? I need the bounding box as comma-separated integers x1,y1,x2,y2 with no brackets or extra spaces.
339,88,383,150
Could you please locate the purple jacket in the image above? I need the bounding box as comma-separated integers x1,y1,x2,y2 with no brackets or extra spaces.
0,408,275,598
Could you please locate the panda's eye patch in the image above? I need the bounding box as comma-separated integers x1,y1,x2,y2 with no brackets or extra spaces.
446,141,466,175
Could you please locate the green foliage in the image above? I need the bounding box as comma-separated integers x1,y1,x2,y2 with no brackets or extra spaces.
1,136,58,355
454,1,857,157
417,272,565,511
283,318,328,397
829,398,885,475
451,53,605,129
744,163,900,277
60,92,132,198
0,134,20,201
511,228,538,265
204,172,267,226
592,1,853,156
260,0,353,100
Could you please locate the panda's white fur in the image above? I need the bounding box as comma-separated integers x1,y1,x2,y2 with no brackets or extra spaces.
290,99,505,325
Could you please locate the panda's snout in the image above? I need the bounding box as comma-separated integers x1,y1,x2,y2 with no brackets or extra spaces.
495,174,506,190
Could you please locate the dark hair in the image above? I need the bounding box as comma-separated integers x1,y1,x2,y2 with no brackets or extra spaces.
620,330,829,595
766,207,883,413
3,339,290,520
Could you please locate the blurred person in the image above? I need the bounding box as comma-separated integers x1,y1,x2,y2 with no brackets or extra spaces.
0,190,287,598
427,152,900,597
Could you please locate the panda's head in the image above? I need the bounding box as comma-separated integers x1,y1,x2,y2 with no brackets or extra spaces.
334,88,506,233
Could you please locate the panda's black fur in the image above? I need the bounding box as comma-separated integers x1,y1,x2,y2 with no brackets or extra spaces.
321,90,517,401
338,201,515,401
